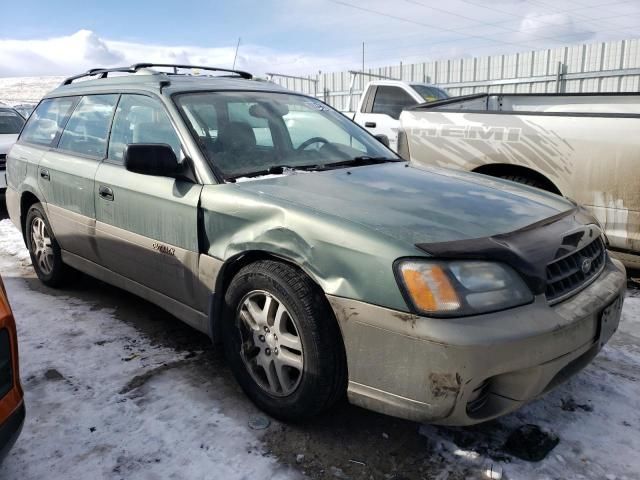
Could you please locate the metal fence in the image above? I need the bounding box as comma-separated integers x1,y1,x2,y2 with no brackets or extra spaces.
269,38,640,112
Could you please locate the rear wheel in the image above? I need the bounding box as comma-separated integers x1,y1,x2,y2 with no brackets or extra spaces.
222,260,346,421
25,203,71,287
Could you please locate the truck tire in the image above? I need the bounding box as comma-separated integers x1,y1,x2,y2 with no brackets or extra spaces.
499,174,548,191
222,260,346,421
25,203,72,287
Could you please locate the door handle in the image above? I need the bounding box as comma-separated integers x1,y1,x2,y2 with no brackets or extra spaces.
40,168,50,181
364,122,377,128
98,185,114,201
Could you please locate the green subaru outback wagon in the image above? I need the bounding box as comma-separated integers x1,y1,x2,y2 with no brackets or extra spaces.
5,64,626,425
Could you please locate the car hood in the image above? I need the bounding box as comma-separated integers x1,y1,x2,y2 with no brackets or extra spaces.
0,134,18,155
233,162,575,246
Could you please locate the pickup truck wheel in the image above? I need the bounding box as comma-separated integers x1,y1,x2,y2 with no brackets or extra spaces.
499,174,547,191
222,260,346,421
25,203,71,287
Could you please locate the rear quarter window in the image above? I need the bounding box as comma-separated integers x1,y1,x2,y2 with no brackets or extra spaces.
19,97,78,147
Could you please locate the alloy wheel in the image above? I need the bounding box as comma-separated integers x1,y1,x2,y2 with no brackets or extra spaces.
31,217,54,275
236,290,304,397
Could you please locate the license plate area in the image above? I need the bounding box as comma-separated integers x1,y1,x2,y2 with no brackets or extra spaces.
597,296,623,347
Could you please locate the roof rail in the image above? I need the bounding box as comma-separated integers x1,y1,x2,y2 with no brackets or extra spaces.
131,63,253,79
61,63,253,85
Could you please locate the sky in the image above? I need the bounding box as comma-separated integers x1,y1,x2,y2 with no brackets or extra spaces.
1,0,639,78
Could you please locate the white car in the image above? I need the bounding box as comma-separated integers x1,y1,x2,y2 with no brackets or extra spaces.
0,107,25,192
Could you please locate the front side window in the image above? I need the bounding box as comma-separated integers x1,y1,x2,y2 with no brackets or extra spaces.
108,94,182,163
176,91,397,179
0,109,25,134
58,95,119,158
19,97,78,146
371,86,417,119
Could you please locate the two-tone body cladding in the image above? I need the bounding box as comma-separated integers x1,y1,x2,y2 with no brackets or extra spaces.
7,64,626,424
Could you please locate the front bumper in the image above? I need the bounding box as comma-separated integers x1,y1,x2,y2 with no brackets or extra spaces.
328,257,626,426
0,401,24,463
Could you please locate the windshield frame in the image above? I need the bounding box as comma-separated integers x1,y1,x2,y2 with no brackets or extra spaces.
0,108,26,135
172,89,401,182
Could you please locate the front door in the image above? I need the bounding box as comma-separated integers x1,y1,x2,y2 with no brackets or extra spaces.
94,94,204,309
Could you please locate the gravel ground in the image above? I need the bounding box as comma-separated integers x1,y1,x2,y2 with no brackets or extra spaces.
0,199,639,480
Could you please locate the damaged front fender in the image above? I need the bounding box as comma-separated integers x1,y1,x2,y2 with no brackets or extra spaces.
199,184,417,311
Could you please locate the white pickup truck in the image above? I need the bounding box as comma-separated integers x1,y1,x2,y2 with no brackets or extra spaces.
352,80,448,151
398,92,640,268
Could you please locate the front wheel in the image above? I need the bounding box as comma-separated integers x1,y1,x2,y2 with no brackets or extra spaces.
222,260,346,421
25,203,71,287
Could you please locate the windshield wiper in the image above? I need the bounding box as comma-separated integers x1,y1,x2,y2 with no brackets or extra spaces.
316,156,401,170
226,164,313,182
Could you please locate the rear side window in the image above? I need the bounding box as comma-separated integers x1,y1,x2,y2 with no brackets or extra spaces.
58,95,119,158
371,86,416,119
19,97,77,146
0,109,25,134
108,94,181,163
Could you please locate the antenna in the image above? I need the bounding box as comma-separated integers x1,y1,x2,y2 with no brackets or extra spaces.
232,37,241,70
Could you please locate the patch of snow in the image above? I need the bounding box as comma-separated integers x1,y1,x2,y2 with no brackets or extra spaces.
233,168,310,183
0,219,297,480
0,76,64,106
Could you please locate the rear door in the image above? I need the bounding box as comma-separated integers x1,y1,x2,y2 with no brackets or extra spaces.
94,93,204,309
37,94,119,263
358,86,418,150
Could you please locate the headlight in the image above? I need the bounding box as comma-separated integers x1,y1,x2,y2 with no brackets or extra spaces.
396,259,533,317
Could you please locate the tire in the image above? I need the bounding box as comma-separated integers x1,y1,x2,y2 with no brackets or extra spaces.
25,203,72,287
499,174,548,191
222,260,347,421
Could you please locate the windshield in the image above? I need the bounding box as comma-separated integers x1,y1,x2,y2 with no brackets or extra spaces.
0,109,25,135
410,85,449,102
176,91,399,179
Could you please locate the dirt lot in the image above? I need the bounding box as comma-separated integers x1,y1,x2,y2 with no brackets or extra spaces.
0,198,639,480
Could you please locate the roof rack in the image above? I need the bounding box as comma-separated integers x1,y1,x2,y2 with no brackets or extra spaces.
61,63,253,85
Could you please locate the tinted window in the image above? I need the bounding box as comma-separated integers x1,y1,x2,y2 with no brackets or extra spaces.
0,109,25,134
371,86,416,119
411,85,449,102
108,94,181,163
19,97,77,146
58,95,118,158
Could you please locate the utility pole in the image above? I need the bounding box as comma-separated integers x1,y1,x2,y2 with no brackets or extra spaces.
232,37,241,69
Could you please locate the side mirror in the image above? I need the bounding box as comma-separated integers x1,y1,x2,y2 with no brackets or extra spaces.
374,134,390,148
124,144,178,177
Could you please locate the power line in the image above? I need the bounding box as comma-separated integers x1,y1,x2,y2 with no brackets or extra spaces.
327,0,541,51
269,8,638,71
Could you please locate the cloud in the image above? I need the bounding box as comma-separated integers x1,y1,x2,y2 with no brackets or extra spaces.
517,12,595,43
0,30,351,78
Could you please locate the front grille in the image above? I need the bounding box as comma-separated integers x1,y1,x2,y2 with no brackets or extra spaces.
545,237,606,303
0,329,13,399
0,154,6,169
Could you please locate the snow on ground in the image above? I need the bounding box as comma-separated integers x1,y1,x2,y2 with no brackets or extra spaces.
0,76,64,106
0,219,296,480
0,215,639,479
